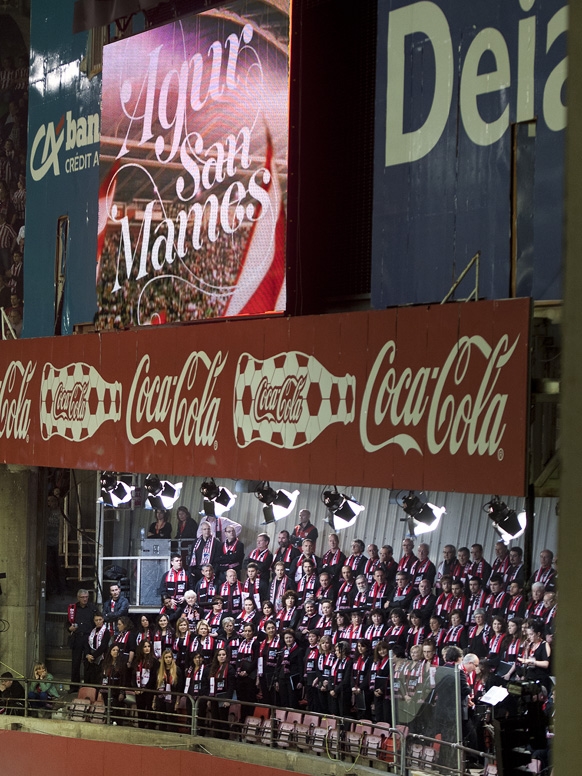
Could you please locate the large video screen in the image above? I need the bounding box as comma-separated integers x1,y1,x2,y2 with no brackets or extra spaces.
97,0,290,328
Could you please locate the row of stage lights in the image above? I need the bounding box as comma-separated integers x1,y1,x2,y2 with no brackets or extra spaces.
98,472,527,540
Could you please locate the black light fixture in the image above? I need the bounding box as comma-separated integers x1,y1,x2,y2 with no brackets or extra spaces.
254,481,299,524
200,478,236,517
394,490,446,536
321,486,365,531
483,496,526,541
99,471,134,508
144,474,182,510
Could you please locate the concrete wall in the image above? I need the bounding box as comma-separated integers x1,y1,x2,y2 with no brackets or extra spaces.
0,465,41,678
0,728,305,776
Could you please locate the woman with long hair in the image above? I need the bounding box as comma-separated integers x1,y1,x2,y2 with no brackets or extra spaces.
303,630,320,711
114,615,136,682
153,613,174,659
183,651,210,732
518,619,552,691
257,619,280,706
147,509,172,539
154,649,184,732
351,638,373,718
235,622,259,707
370,640,391,723
173,616,194,672
313,635,336,714
328,640,353,718
498,617,525,681
209,647,235,738
136,613,155,646
132,639,159,729
486,615,509,671
100,644,125,723
406,610,427,656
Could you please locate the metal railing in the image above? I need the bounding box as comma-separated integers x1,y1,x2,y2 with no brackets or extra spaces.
3,679,496,775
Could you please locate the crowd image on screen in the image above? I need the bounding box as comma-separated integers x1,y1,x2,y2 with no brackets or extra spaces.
96,212,251,330
0,53,28,338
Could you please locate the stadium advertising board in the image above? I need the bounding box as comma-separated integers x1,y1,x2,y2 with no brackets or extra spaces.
0,300,530,495
25,1,101,337
373,0,567,308
97,0,290,329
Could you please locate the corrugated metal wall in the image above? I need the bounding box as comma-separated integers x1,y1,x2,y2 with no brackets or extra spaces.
133,475,558,565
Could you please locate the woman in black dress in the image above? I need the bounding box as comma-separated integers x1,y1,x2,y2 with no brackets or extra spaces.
153,613,175,660
276,590,301,632
351,637,373,718
314,635,336,714
100,644,125,723
132,639,159,729
114,615,137,684
173,616,194,673
467,608,490,659
235,622,259,707
276,628,304,709
154,649,184,732
183,651,210,733
518,619,552,691
209,648,236,738
148,509,172,538
85,611,110,686
328,640,353,718
370,640,391,723
136,613,155,646
257,619,281,706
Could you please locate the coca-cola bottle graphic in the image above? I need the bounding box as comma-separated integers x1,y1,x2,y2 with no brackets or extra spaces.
40,361,122,441
233,351,356,448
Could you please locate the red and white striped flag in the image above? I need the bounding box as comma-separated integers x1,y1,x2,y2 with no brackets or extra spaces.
225,131,286,316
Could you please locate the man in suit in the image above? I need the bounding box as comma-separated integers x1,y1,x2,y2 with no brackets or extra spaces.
434,646,474,770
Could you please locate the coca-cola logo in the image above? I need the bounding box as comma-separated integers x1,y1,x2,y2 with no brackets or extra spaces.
126,350,227,447
360,334,520,458
253,375,306,424
53,381,89,422
0,361,34,441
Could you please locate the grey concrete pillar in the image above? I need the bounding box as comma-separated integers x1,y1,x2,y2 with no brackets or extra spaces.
0,464,40,679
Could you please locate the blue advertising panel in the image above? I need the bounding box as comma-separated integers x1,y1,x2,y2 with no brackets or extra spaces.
25,0,101,337
372,0,567,307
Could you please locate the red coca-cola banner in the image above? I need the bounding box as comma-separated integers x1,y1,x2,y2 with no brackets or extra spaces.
0,299,531,495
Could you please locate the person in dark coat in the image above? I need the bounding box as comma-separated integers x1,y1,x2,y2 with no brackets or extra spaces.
174,505,198,542
132,639,159,729
434,646,472,770
276,628,304,709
